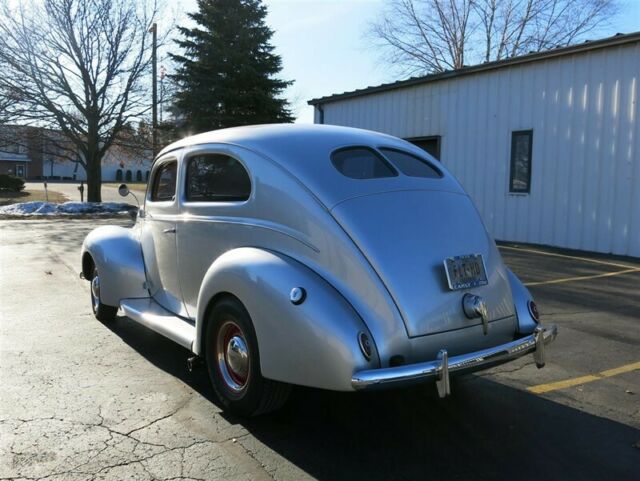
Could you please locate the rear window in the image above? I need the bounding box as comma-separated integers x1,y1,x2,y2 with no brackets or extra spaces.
380,148,442,178
331,147,397,179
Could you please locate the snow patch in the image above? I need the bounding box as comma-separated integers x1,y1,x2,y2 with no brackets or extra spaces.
0,201,137,216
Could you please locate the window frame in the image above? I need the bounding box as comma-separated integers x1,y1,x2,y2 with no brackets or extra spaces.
148,159,178,203
509,130,533,194
330,145,399,180
183,152,252,204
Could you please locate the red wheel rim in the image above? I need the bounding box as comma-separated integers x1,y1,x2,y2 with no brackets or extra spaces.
215,320,250,392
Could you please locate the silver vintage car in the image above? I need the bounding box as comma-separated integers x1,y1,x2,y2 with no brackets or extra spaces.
81,124,557,416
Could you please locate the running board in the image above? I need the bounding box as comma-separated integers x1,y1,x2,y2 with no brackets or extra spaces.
120,298,195,350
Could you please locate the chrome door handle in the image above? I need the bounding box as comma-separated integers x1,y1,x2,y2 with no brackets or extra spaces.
163,227,176,234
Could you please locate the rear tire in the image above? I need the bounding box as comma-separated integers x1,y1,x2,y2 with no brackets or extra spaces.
205,297,291,416
90,266,118,322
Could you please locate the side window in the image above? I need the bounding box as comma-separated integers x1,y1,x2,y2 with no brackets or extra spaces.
331,147,397,179
509,130,533,193
150,161,177,201
186,154,251,202
379,148,442,178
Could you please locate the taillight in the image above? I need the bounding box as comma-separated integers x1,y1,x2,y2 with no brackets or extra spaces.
358,331,373,360
528,300,540,322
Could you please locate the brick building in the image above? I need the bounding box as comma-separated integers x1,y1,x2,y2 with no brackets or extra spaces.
0,125,44,179
0,125,152,181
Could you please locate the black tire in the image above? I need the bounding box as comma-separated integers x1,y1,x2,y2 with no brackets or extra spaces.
205,297,291,416
90,266,118,322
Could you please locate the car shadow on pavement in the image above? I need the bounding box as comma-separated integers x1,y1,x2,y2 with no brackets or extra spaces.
104,315,639,481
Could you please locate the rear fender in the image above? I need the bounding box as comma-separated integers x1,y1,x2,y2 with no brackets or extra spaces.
195,247,380,391
507,268,539,334
81,226,148,306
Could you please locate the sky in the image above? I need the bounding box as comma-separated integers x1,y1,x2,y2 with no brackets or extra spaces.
178,0,640,124
264,0,388,123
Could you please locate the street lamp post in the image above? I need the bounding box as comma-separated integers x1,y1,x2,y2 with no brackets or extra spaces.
149,23,158,157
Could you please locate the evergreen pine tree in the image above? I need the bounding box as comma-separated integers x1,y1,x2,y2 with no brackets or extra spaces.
170,0,294,132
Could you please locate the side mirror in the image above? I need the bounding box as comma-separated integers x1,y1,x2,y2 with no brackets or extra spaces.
118,183,130,197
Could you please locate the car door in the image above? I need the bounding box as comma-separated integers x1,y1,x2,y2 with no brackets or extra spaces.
140,157,188,317
176,148,253,319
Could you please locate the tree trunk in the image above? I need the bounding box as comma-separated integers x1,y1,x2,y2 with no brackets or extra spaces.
86,148,102,202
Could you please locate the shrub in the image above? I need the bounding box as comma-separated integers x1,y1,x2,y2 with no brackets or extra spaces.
116,169,123,181
136,170,142,182
0,174,25,192
125,169,132,182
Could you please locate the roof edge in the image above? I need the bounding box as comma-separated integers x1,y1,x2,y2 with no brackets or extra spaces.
308,31,640,106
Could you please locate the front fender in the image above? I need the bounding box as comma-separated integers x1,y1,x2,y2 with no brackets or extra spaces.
81,225,148,306
507,268,539,335
195,247,380,391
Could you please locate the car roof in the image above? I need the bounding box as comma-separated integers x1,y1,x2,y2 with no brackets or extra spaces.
157,124,464,209
157,124,402,157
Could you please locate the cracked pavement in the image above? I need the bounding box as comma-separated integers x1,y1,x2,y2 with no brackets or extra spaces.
1,219,639,480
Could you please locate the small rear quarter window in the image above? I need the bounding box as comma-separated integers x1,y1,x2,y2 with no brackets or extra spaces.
331,147,397,179
380,148,442,178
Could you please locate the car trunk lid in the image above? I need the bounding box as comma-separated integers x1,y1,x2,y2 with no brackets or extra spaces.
331,189,515,337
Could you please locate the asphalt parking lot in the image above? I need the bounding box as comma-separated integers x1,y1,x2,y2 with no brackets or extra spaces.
1,218,638,481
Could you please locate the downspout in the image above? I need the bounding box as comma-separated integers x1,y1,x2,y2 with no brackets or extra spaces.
316,104,325,124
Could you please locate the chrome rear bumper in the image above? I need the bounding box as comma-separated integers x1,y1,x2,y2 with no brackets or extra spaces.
351,324,557,396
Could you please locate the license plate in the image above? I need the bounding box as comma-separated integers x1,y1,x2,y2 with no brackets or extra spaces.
443,254,488,290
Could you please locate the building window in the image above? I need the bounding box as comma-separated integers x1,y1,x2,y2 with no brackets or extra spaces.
509,130,533,193
186,154,251,202
405,136,441,160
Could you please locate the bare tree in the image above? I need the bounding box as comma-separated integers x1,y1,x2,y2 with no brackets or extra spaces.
0,0,162,201
371,0,618,75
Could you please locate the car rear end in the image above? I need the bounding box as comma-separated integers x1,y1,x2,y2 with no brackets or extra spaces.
324,140,556,393
244,125,557,395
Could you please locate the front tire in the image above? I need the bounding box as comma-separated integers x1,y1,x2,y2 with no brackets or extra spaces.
90,266,118,322
205,297,291,416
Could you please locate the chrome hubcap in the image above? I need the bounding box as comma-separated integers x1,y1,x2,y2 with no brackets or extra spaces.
216,321,249,392
91,275,100,311
226,336,249,380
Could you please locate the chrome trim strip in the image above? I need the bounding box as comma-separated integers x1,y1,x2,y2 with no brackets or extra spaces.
351,324,558,390
147,213,320,253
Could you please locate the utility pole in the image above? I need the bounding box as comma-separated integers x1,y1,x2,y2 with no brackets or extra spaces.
159,65,166,123
149,23,158,157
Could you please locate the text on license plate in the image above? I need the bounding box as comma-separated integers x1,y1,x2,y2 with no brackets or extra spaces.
443,254,488,290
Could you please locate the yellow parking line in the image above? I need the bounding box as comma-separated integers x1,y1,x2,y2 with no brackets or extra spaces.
499,245,638,270
524,267,640,286
600,361,640,378
528,361,640,394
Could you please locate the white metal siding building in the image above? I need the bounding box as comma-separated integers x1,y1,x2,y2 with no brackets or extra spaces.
309,33,640,257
